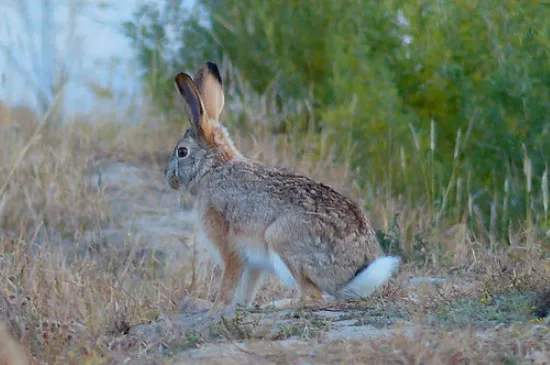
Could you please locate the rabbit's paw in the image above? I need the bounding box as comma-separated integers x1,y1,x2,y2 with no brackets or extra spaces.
207,301,239,322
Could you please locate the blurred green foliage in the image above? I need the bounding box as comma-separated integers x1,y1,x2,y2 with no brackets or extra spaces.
124,0,550,237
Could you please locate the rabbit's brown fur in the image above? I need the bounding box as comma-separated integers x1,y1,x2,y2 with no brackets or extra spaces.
166,62,400,308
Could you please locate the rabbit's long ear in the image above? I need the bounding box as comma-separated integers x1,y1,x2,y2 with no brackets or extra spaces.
194,62,224,121
174,73,214,145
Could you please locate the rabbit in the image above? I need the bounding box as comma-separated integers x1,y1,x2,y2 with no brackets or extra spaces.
165,61,400,311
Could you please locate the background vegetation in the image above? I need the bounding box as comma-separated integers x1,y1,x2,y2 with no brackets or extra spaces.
125,0,550,245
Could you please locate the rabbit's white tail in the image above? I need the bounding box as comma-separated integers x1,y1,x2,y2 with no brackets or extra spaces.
341,256,400,298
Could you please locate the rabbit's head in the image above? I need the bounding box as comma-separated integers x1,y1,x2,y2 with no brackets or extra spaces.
166,62,240,193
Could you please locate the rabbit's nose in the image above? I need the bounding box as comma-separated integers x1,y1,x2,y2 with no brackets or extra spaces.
167,171,180,190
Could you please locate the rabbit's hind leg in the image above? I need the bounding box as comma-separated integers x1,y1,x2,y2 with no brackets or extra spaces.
264,216,323,302
243,267,264,305
233,266,265,307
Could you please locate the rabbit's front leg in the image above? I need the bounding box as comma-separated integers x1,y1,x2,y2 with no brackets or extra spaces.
241,267,264,306
223,267,263,311
206,251,243,320
217,251,244,306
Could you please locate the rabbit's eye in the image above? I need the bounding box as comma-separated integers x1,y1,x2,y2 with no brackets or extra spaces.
177,147,188,158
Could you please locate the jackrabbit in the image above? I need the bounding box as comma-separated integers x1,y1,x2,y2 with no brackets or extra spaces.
166,62,400,308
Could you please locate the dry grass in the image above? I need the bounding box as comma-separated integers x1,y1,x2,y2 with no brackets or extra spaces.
0,103,549,365
0,110,183,364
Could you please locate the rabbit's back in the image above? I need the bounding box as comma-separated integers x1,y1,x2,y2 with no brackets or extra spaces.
203,160,369,232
